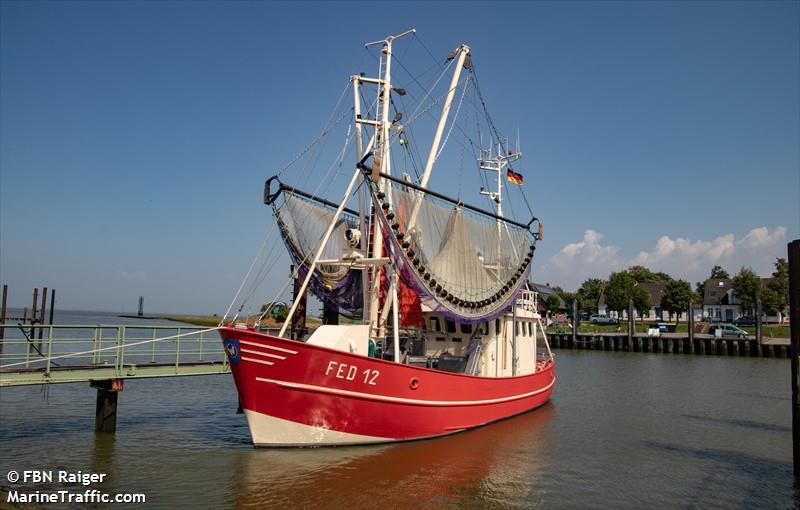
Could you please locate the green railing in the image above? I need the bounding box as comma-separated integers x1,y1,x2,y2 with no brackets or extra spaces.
0,324,229,386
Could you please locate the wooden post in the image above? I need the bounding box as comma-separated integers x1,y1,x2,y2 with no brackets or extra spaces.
92,379,124,433
322,300,339,325
30,288,39,339
756,298,763,345
572,300,578,347
290,265,307,340
0,284,7,351
688,300,694,346
628,298,634,346
48,289,55,325
29,287,39,339
38,287,47,341
787,239,800,477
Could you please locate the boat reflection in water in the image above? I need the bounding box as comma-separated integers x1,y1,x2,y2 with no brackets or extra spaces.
230,403,554,509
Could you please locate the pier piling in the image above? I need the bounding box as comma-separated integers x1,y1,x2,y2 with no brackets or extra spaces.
38,287,47,341
788,239,799,477
30,288,38,341
92,379,124,433
0,284,7,352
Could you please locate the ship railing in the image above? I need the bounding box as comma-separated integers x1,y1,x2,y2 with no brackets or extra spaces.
0,324,227,376
516,290,539,313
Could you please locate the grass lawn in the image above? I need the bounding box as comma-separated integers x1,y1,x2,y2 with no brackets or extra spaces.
740,325,790,337
169,315,223,327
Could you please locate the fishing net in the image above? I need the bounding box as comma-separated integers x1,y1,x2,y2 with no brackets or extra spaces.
373,179,535,324
274,193,363,316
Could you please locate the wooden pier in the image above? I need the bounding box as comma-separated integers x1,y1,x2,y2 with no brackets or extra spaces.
547,332,790,358
0,323,228,432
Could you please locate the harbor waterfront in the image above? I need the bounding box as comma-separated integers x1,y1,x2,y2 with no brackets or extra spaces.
0,311,796,509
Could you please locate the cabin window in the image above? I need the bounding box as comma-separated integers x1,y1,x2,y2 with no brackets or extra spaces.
436,336,445,342
461,323,472,334
515,321,520,336
445,320,457,333
479,322,488,335
527,322,532,336
429,317,441,332
495,319,501,335
452,337,462,343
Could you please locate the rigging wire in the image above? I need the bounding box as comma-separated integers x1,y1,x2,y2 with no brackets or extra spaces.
220,225,275,324
230,110,357,319
434,73,471,161
240,131,357,316
413,32,442,67
233,36,539,325
274,81,352,179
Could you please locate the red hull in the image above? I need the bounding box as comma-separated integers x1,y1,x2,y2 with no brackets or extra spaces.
220,326,555,446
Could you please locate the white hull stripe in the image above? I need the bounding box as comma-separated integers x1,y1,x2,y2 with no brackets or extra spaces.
255,376,556,407
240,347,286,360
240,339,298,355
242,356,274,366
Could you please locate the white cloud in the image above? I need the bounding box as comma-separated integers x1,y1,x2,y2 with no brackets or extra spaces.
541,229,623,286
538,226,787,290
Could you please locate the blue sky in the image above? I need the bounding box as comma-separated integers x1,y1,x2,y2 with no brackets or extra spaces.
1,1,798,314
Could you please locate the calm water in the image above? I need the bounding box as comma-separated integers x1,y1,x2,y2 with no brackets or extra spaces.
1,312,797,509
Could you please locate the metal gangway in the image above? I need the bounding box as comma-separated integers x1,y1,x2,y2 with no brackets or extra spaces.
0,324,229,387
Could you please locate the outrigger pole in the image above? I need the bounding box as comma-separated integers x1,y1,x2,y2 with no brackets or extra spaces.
406,44,470,234
278,167,362,338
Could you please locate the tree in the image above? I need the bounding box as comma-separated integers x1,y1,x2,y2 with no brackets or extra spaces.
653,271,673,283
545,294,562,315
628,265,655,283
710,265,730,279
661,279,694,323
605,271,637,316
627,265,671,283
694,281,705,305
762,257,789,317
553,287,577,316
731,267,760,314
577,278,605,314
631,286,651,320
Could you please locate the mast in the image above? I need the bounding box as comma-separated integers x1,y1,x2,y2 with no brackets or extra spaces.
359,29,415,360
352,74,369,326
479,140,521,263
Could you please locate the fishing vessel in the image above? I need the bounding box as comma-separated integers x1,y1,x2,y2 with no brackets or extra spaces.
219,30,555,446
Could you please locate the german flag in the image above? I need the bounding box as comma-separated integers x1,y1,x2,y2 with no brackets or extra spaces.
506,169,524,185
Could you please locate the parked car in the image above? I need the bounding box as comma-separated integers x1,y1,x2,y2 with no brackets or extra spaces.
733,316,756,326
708,324,750,338
649,322,677,333
590,314,618,325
